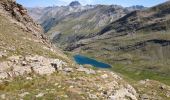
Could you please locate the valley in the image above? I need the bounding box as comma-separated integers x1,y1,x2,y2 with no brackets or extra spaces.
28,1,170,99
28,1,170,85
0,0,170,99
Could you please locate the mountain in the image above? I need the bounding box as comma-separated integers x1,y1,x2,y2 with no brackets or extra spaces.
98,1,170,34
28,5,95,32
69,1,81,7
126,5,146,11
0,0,141,99
28,4,145,49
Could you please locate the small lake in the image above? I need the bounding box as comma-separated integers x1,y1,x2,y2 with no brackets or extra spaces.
74,55,111,68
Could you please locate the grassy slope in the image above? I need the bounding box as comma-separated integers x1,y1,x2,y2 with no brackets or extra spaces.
73,31,170,85
0,14,70,63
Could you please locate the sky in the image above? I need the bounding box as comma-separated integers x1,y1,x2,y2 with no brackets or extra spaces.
16,0,168,7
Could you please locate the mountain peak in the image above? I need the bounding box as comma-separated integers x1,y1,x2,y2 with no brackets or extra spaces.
69,1,81,7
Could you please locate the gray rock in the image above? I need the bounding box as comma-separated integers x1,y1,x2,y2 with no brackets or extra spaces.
0,94,6,99
63,68,73,73
19,92,30,97
101,74,108,79
109,88,137,100
89,94,98,99
140,94,150,100
36,93,44,98
0,55,67,79
0,51,7,58
166,91,170,97
76,67,96,74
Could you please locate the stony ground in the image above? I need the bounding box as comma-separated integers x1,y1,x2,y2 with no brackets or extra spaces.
0,55,138,100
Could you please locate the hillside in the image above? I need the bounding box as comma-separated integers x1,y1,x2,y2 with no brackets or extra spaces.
98,1,170,34
0,0,142,99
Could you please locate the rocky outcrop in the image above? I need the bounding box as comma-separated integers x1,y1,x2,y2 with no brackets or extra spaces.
0,55,67,79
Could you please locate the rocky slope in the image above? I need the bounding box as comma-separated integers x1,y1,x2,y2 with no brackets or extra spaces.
0,0,71,78
98,1,170,34
28,1,95,32
0,0,140,99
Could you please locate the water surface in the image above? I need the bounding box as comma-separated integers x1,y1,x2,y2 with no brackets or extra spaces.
74,55,111,68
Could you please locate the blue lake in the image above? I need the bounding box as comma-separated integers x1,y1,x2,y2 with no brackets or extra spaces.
74,55,111,68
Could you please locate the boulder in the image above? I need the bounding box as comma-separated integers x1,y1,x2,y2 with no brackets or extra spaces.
109,88,137,100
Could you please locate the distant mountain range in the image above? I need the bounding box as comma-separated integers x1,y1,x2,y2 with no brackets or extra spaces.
28,1,146,47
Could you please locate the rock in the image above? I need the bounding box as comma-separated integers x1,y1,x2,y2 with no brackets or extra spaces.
101,74,108,79
139,94,150,100
19,92,30,97
160,85,166,90
0,51,7,58
63,95,68,98
21,55,66,75
63,68,73,73
139,79,150,85
58,85,61,88
110,72,122,80
103,91,107,95
27,55,66,74
0,62,11,71
32,64,56,75
0,72,8,79
69,85,74,88
87,69,96,74
54,83,59,86
13,65,32,75
0,55,67,79
76,67,96,74
26,77,32,80
109,88,137,100
139,80,146,84
0,94,6,99
126,84,137,95
36,93,44,98
21,61,27,66
89,94,98,99
166,91,170,97
8,55,21,63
